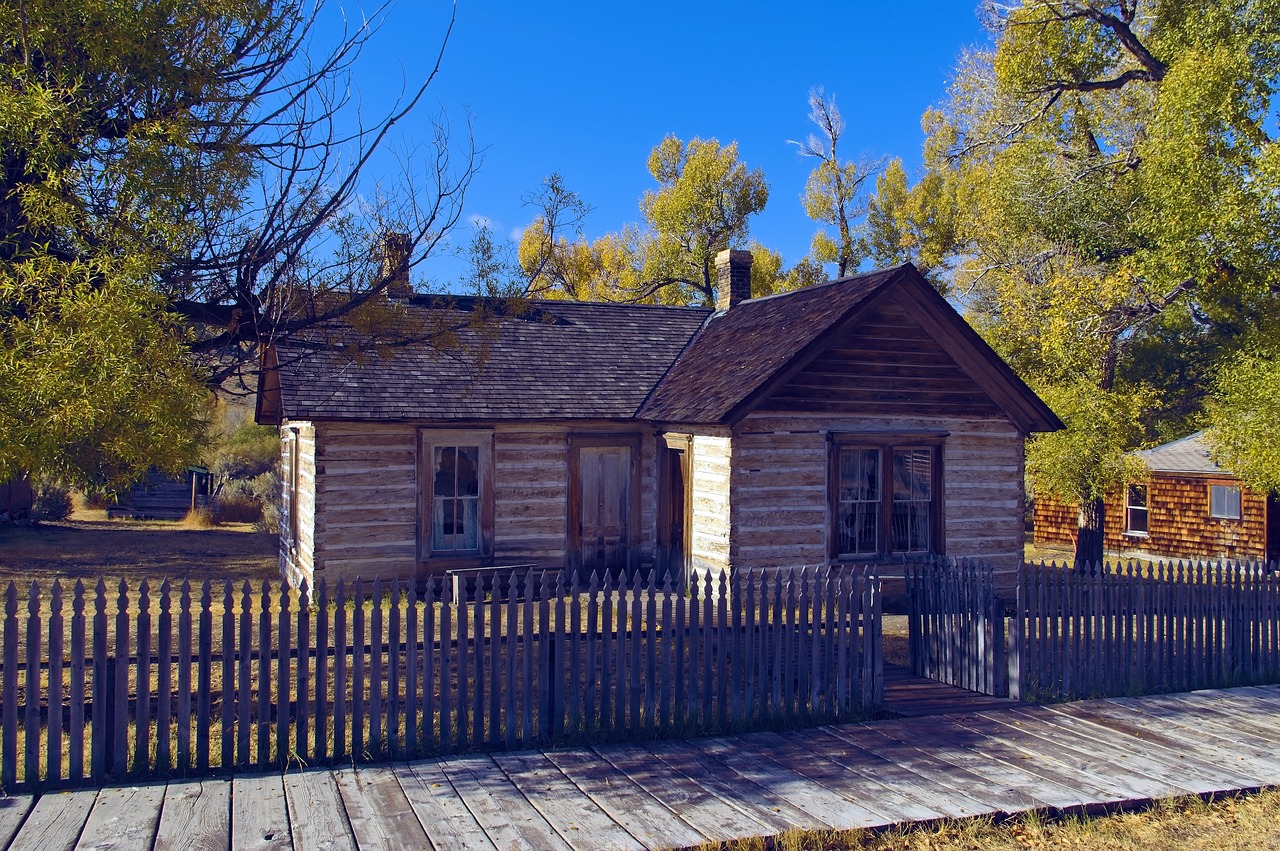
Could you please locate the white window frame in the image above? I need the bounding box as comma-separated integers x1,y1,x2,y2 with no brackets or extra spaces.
1125,483,1149,536
1209,484,1242,520
418,429,494,561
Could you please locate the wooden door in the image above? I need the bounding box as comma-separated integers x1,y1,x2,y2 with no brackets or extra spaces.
575,444,634,577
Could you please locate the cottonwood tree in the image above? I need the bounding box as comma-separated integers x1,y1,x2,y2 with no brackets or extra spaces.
0,0,478,488
866,0,1280,563
637,135,770,305
517,139,778,306
790,87,882,279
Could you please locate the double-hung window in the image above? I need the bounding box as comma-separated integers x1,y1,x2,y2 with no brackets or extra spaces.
1125,484,1149,535
832,435,943,560
1209,484,1242,520
419,429,494,561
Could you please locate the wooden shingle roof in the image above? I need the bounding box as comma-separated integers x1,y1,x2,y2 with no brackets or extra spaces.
266,298,711,422
258,264,1062,433
639,264,1062,433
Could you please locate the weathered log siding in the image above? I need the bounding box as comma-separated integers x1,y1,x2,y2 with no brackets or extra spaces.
1034,475,1269,561
312,423,418,582
289,421,658,587
732,414,1026,575
280,421,317,587
689,433,732,576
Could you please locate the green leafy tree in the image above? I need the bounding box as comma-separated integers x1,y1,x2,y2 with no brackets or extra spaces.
516,141,774,307
1207,349,1280,494
0,0,477,488
791,87,881,278
870,0,1280,562
638,135,769,305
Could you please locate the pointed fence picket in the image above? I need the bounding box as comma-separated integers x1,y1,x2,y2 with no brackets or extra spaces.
906,556,1280,702
0,565,881,790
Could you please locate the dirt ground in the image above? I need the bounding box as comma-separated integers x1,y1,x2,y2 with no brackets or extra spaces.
0,510,279,587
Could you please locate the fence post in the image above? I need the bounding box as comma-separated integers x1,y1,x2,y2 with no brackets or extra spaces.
1007,563,1022,700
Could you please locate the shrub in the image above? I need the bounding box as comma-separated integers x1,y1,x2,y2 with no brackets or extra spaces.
249,470,281,535
210,470,281,533
32,482,73,522
211,479,262,524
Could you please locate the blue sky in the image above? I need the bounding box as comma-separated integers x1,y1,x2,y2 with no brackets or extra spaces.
334,2,993,289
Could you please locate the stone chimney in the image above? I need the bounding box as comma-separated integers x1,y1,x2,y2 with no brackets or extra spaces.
715,249,753,311
380,232,412,299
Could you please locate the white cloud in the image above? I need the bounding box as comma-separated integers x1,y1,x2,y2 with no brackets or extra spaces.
467,214,494,231
508,225,526,242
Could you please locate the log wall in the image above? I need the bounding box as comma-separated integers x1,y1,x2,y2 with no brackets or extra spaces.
689,433,732,576
732,413,1027,576
1034,474,1270,561
291,421,658,587
280,422,317,587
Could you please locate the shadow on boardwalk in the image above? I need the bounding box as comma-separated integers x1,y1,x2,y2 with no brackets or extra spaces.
4,683,1280,850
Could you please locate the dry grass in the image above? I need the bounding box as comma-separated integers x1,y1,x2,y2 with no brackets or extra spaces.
694,790,1280,850
0,511,278,587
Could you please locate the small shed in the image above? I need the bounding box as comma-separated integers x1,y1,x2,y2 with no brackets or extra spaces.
258,256,1061,589
108,466,213,520
1034,431,1280,563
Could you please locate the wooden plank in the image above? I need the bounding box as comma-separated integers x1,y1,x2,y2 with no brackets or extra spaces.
398,761,496,851
752,726,962,819
439,754,572,851
1026,703,1259,791
856,715,1094,811
491,750,644,851
47,582,64,784
7,789,96,851
590,741,773,843
334,765,430,850
152,779,230,851
1082,697,1280,777
543,747,705,850
283,769,356,851
642,739,823,833
231,773,292,850
74,783,165,851
68,582,86,782
690,736,882,830
816,722,1028,816
0,794,33,849
952,709,1194,801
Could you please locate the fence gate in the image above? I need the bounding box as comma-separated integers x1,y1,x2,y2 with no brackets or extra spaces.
906,557,1008,697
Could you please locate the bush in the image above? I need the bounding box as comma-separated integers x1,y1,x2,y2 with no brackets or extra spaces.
32,482,73,522
249,470,281,535
210,470,281,533
211,479,262,524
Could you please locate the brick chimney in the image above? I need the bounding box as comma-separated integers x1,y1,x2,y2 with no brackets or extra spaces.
715,249,753,311
380,232,412,299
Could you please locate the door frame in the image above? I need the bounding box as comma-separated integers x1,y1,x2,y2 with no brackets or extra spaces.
566,433,642,576
657,433,692,584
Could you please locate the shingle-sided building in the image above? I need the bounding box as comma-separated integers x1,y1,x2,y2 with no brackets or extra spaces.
256,254,1061,589
1034,431,1280,563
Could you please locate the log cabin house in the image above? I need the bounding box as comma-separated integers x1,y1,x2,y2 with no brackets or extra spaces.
256,252,1062,591
1034,431,1280,564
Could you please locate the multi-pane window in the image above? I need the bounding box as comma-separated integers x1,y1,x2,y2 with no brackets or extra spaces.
837,448,880,556
1209,484,1242,520
1126,484,1149,534
834,438,940,559
432,445,480,552
892,449,932,553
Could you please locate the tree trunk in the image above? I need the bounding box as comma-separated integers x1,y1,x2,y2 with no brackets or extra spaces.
1075,498,1106,568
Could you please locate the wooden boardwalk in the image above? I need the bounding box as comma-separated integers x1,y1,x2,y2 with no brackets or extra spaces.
4,684,1280,850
